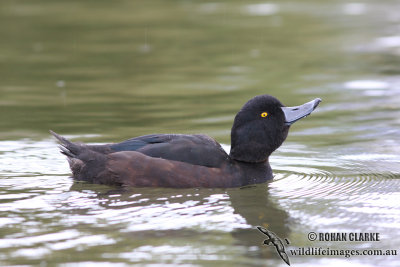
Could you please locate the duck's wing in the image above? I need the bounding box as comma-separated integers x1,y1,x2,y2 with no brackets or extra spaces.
109,134,229,168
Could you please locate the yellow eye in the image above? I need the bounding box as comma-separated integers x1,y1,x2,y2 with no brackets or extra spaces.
261,112,268,118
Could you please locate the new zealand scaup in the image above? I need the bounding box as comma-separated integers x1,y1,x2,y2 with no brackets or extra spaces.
51,95,321,188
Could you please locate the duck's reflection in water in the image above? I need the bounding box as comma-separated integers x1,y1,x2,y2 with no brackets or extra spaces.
227,184,290,260
67,182,289,262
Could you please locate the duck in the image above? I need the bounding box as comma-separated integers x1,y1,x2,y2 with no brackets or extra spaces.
51,95,321,188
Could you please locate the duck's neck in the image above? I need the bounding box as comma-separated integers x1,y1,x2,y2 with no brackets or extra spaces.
231,158,273,186
229,126,286,163
229,143,272,163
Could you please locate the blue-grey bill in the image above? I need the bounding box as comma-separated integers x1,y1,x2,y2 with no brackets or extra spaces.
281,98,321,125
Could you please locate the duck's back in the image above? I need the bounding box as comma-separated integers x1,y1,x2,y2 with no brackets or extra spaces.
107,134,228,168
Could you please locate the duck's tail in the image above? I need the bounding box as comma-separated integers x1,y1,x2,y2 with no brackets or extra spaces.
50,130,82,158
50,130,108,183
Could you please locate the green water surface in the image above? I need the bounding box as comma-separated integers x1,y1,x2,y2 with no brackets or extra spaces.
1,0,400,266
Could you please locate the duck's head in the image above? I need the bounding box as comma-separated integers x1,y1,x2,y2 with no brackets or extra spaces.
230,95,321,163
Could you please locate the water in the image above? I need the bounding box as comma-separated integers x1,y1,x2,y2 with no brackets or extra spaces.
1,0,400,266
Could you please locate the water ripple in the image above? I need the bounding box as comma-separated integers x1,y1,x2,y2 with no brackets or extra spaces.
269,150,400,235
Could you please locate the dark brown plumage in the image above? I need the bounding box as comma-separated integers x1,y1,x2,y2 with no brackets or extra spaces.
52,95,321,188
